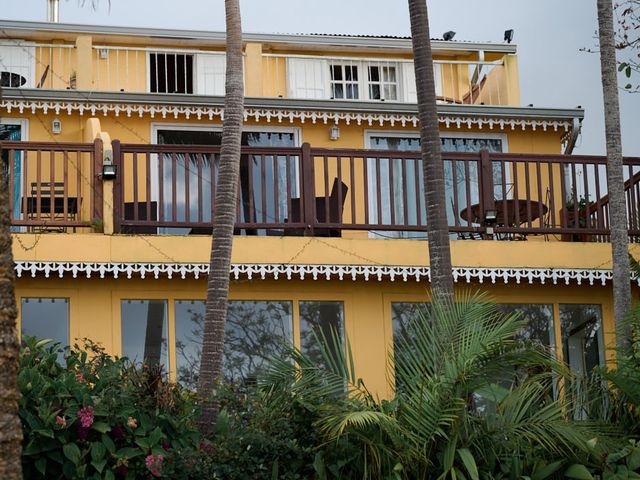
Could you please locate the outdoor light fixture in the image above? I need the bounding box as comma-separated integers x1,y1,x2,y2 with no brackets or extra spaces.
504,29,514,43
484,209,497,225
330,125,341,141
102,164,117,180
484,209,497,235
51,118,62,134
443,31,456,41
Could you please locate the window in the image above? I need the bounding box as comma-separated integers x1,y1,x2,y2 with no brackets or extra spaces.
149,53,194,94
368,65,398,101
0,41,35,88
497,304,555,348
330,64,359,100
392,302,430,343
20,297,69,348
559,304,604,377
152,128,299,235
299,301,344,371
174,300,293,387
365,133,506,238
1,121,25,227
121,300,169,369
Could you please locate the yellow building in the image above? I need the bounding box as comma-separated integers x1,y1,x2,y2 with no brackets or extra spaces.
1,19,635,396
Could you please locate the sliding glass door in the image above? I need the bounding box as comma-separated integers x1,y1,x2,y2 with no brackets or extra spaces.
152,127,298,234
365,133,504,238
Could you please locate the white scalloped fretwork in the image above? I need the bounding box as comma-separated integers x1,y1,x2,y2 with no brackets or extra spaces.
13,261,633,286
1,98,573,132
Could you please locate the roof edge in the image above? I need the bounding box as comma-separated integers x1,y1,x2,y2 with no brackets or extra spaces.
0,19,518,53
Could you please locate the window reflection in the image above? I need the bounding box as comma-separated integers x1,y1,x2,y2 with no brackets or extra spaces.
174,300,293,388
121,300,169,370
299,301,344,371
20,297,69,348
497,304,555,348
560,304,604,377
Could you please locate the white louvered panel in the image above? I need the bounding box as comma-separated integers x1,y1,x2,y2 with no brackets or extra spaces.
195,53,225,95
287,57,328,99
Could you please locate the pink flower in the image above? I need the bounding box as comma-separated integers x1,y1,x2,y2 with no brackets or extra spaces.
77,406,94,428
126,416,137,429
55,415,66,427
75,372,85,383
145,454,164,477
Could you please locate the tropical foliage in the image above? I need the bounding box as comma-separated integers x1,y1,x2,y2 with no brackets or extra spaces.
259,294,619,479
19,338,199,479
18,296,640,479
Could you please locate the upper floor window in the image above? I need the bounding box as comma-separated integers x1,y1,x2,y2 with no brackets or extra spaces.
287,57,439,103
368,64,398,101
149,53,194,94
330,64,359,99
0,40,35,88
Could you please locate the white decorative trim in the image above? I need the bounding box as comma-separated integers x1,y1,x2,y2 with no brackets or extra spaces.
1,98,572,132
13,261,628,286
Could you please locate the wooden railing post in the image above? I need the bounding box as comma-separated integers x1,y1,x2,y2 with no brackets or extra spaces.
479,148,495,229
479,149,495,210
92,137,103,227
301,142,315,236
111,139,122,234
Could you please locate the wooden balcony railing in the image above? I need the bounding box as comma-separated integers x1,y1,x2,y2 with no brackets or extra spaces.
1,139,103,231
5,139,640,242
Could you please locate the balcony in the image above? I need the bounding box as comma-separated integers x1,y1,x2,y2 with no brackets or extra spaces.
4,140,639,241
0,39,517,106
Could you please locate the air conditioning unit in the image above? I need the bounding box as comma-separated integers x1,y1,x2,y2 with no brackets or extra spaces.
0,41,36,88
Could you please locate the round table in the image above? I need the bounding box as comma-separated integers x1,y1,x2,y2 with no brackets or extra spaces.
459,199,548,226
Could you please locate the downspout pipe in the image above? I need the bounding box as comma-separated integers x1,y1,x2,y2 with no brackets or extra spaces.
563,117,582,154
47,0,60,23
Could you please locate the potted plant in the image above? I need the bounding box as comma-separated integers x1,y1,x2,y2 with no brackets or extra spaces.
561,194,595,242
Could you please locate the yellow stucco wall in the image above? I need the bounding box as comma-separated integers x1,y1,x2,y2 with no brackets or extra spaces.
13,234,622,398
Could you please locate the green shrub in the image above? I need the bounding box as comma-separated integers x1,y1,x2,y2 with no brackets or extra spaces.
19,337,200,479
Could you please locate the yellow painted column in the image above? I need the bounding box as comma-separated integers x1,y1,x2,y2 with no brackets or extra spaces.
244,42,263,96
503,54,521,106
75,36,93,90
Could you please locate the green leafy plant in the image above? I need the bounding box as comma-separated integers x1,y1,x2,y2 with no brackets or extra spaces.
258,293,613,479
19,338,200,479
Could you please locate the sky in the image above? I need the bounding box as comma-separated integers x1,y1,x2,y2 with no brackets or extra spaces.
2,0,639,156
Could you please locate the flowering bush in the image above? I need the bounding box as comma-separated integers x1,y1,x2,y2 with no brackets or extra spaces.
19,338,200,479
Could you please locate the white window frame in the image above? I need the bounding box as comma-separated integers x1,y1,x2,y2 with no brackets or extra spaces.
366,63,400,101
329,62,361,100
328,60,403,102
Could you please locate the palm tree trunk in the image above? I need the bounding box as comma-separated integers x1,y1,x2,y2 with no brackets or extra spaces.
197,0,244,431
407,0,454,302
597,0,632,350
0,95,24,478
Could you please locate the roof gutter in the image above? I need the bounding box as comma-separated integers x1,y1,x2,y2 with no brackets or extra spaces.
0,19,518,54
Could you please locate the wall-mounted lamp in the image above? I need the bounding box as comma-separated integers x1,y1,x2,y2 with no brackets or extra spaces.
484,209,497,235
443,31,456,41
102,164,117,180
504,29,514,44
51,118,62,134
329,125,340,141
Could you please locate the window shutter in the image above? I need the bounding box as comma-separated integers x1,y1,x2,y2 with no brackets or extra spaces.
402,62,417,103
0,41,35,88
195,54,225,95
287,58,328,99
402,62,443,102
